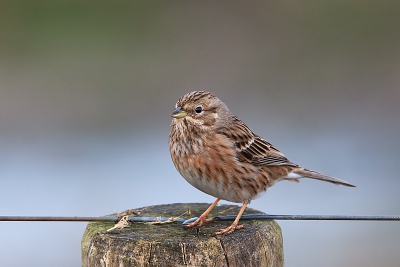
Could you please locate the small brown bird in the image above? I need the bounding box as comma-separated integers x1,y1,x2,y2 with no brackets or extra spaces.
169,91,355,235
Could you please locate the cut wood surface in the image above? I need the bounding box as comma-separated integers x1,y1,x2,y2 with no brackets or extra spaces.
82,203,284,267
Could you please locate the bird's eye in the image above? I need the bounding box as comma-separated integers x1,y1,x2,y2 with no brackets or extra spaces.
195,106,202,113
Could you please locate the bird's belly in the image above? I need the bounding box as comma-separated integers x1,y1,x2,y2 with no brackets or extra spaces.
174,154,265,203
180,169,244,203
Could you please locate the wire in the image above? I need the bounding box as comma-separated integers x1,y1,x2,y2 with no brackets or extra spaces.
0,214,399,223
0,216,184,222
217,214,400,221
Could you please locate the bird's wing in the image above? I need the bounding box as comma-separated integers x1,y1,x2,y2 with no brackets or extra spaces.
218,117,298,167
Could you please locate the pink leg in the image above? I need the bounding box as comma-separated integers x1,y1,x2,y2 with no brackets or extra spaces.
214,201,248,235
183,198,220,229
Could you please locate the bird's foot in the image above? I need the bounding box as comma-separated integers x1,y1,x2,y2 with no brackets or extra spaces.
214,223,245,235
183,216,214,229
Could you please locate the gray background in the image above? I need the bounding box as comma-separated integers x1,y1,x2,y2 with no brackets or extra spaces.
1,1,399,266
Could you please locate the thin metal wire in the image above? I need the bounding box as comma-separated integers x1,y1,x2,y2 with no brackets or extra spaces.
218,214,400,221
0,216,120,222
0,216,184,222
0,214,399,223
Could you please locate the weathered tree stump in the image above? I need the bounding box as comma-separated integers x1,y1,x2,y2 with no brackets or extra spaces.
82,203,284,267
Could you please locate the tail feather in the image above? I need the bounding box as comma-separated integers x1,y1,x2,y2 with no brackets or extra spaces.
292,168,356,187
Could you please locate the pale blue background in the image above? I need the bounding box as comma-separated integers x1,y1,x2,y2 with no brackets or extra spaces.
1,2,399,266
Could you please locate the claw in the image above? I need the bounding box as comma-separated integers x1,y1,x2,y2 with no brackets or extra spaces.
213,201,249,235
214,223,245,236
182,198,221,230
182,217,199,225
183,216,213,229
182,199,248,236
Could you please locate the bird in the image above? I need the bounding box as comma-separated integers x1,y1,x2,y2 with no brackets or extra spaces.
169,91,355,235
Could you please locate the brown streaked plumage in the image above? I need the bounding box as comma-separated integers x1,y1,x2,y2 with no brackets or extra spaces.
169,91,355,235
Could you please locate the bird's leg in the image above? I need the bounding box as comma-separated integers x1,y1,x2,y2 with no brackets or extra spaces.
183,198,220,229
214,201,249,235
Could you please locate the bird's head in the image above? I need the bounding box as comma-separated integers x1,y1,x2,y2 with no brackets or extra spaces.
171,91,232,130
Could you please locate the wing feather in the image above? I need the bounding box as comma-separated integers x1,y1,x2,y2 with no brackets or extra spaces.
218,117,298,167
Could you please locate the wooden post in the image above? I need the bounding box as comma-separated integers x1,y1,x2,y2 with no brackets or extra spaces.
82,203,284,267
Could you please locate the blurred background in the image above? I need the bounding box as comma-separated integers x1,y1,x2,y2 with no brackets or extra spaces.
1,1,399,266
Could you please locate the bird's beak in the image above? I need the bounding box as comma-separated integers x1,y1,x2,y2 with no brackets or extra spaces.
171,107,187,118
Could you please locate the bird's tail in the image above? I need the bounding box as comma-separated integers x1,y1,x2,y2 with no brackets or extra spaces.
291,168,356,187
